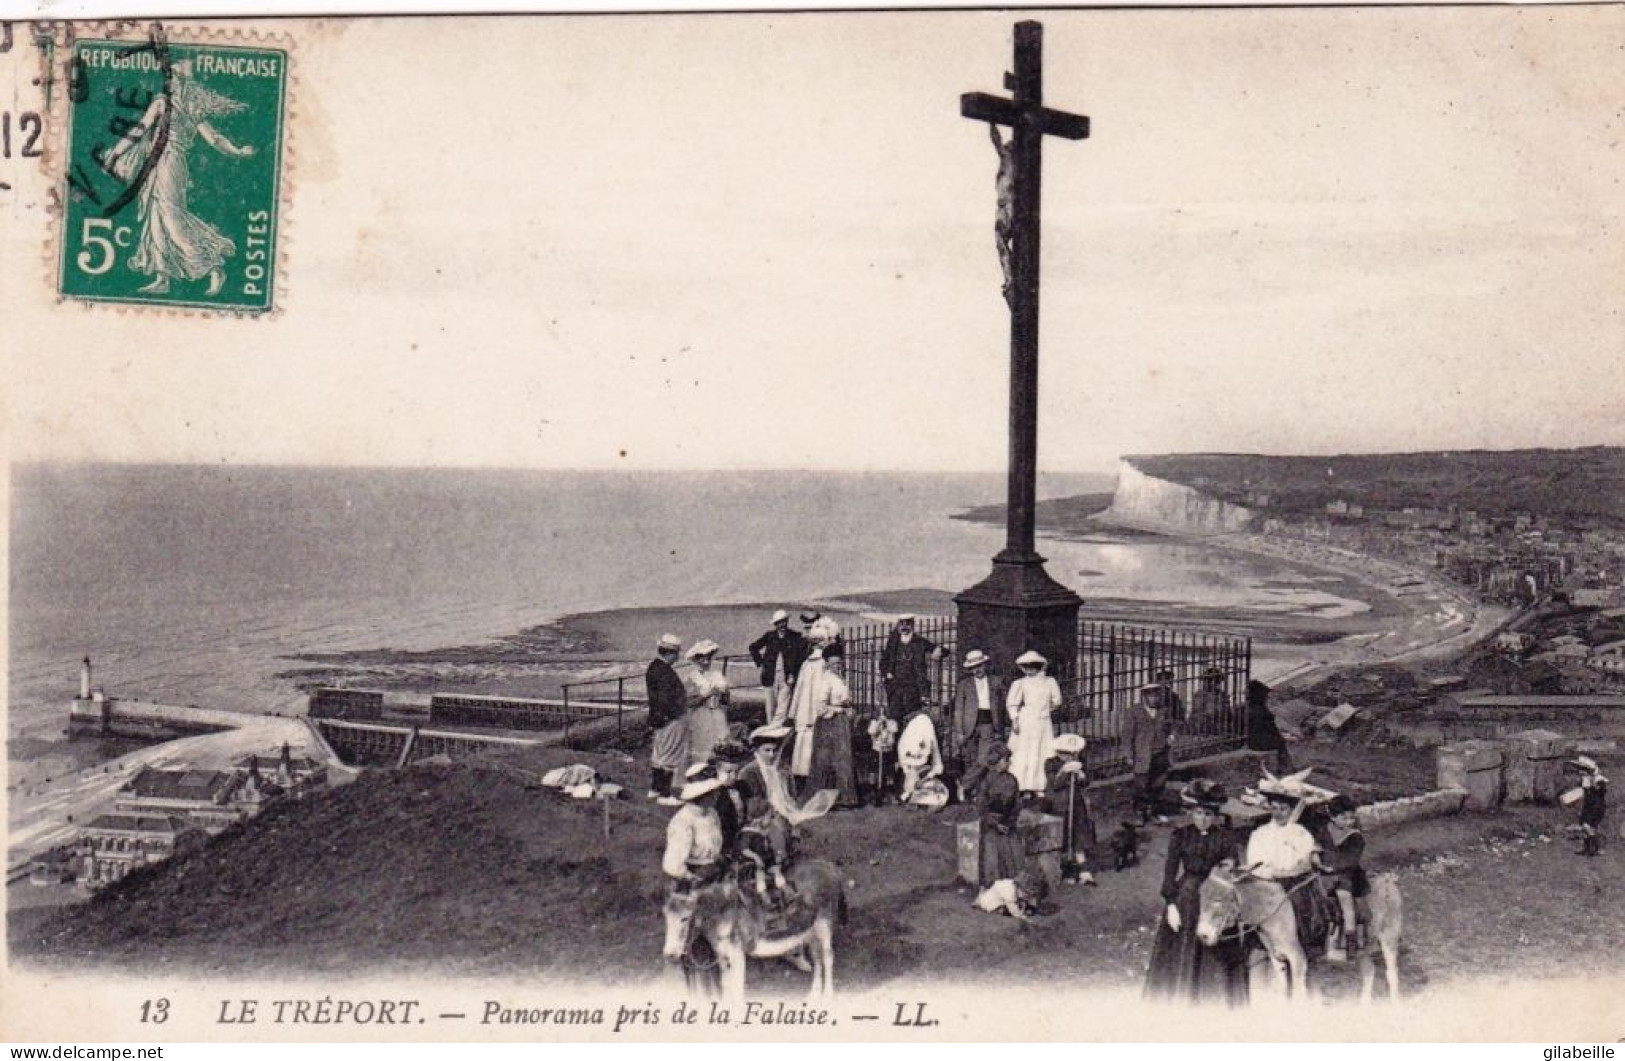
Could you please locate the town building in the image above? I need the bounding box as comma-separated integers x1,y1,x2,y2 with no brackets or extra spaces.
115,767,245,833
76,814,206,888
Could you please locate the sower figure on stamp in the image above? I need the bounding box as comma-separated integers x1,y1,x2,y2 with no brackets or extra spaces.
749,610,809,727
102,59,256,297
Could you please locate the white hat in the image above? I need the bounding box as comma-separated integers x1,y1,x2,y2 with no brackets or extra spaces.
657,633,682,652
963,649,990,669
749,723,792,745
1570,755,1600,773
1016,650,1046,667
1053,733,1086,755
687,639,719,659
772,609,789,624
678,762,725,801
897,614,917,624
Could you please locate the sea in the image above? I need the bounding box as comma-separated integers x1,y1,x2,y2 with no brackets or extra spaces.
7,464,1364,744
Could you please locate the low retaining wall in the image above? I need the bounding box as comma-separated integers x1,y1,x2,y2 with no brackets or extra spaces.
1356,788,1468,830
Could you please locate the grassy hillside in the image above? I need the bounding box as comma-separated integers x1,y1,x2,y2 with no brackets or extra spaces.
1127,448,1625,526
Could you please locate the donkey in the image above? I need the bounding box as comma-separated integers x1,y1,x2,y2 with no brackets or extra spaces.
662,858,846,1004
1196,859,1403,1004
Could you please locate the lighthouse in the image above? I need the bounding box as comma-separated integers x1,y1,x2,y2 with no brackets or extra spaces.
79,656,92,699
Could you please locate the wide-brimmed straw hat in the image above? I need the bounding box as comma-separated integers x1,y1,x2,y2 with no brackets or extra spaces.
1053,733,1086,756
963,649,990,669
679,763,725,801
771,609,789,624
657,633,682,652
896,614,917,625
749,723,792,746
1016,650,1046,668
687,639,719,660
1567,755,1601,774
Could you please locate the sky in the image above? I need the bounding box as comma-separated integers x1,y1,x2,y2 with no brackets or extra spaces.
5,8,1622,473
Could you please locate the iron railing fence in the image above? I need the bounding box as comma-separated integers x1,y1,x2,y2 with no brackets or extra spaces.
839,615,1251,780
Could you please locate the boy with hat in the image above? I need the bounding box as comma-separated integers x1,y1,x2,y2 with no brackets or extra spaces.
1124,680,1178,825
1316,794,1369,961
1043,733,1098,885
1566,755,1609,857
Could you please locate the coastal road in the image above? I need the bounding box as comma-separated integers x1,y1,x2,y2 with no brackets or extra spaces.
6,715,330,872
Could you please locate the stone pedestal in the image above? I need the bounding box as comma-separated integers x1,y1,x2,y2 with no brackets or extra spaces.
956,557,1082,682
955,812,1066,888
1437,739,1505,811
1503,729,1575,804
956,821,982,885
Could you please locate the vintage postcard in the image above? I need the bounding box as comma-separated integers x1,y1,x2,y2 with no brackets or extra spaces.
2,7,1623,1044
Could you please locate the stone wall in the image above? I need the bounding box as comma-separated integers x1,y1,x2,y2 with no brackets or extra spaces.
1433,731,1579,811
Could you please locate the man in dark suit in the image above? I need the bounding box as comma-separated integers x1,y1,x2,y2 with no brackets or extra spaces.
951,649,1009,784
748,609,809,725
879,615,941,722
1124,681,1178,824
646,633,689,805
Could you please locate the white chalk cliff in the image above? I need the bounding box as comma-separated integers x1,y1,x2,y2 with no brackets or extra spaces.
1103,459,1258,534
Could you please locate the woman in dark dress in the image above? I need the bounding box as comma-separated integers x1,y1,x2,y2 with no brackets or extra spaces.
1244,679,1292,775
1144,780,1250,1006
977,743,1027,888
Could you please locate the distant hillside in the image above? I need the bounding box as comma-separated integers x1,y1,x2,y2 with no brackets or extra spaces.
1126,448,1625,527
951,492,1115,531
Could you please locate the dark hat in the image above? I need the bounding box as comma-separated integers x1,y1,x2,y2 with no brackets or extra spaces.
1326,794,1358,818
982,743,1012,768
710,740,752,765
1247,679,1272,705
800,611,821,624
1181,779,1227,810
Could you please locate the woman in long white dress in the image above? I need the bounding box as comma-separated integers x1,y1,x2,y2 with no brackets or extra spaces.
685,640,731,767
1006,650,1061,793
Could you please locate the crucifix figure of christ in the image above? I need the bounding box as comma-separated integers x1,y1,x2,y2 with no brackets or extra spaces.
955,20,1090,681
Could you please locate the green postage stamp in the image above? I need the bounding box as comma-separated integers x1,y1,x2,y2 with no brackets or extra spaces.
58,33,288,313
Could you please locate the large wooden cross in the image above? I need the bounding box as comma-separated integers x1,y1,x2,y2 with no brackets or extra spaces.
961,20,1089,564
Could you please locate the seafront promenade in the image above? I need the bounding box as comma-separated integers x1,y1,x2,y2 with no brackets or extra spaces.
1207,530,1514,684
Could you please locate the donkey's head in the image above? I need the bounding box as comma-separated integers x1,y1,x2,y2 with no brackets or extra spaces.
1195,859,1242,947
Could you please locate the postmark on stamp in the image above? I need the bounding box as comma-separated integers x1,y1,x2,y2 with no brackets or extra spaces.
56,29,287,313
